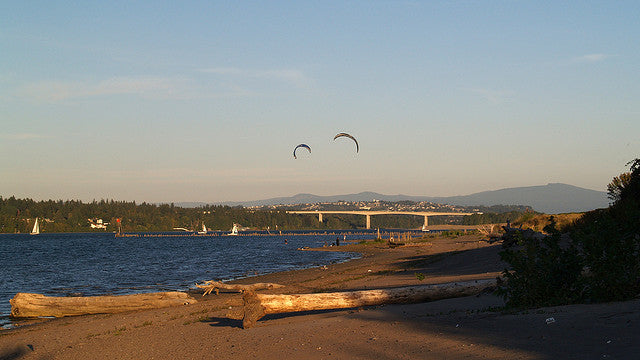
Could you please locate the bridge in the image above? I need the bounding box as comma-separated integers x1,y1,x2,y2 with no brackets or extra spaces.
286,210,475,229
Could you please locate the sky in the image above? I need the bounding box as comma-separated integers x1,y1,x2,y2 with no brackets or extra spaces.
1,1,639,203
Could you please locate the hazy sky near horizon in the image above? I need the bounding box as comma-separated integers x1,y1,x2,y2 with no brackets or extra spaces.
2,1,639,203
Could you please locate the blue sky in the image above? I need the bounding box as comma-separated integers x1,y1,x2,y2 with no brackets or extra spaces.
1,1,639,203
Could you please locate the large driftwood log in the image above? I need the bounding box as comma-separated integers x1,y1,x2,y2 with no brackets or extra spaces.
10,291,197,318
195,280,284,296
243,279,496,328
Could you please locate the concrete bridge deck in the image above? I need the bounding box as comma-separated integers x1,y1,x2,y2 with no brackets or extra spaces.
286,210,475,229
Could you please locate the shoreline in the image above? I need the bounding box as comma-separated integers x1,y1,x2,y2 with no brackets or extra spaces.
0,231,366,326
1,235,502,351
3,234,639,359
0,226,477,322
0,225,480,236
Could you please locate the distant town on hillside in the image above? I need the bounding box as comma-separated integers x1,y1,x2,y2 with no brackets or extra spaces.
249,200,530,214
190,183,609,214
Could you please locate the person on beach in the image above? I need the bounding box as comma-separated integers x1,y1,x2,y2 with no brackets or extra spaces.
336,236,340,246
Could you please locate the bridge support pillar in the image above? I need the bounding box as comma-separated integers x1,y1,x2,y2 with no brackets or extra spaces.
366,215,371,229
318,213,323,223
423,215,429,228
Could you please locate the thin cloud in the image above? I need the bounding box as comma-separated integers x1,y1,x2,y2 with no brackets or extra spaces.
1,133,50,140
96,77,175,94
199,67,312,88
17,69,310,102
464,87,512,104
94,166,306,185
573,53,614,63
17,77,186,102
200,67,244,76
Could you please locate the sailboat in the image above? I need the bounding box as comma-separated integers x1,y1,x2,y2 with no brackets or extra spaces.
228,223,239,236
30,218,40,235
198,223,207,235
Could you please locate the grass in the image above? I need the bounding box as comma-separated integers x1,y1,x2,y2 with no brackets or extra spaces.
113,326,127,336
325,268,399,286
372,270,396,276
133,321,153,328
182,316,210,325
513,213,584,232
189,308,209,316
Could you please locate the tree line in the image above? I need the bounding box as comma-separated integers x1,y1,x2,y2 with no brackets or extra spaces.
0,196,529,233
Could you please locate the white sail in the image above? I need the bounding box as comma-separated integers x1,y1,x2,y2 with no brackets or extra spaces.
198,223,207,235
31,218,40,235
229,223,239,236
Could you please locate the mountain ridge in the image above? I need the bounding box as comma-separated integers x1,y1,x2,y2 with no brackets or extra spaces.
177,183,609,214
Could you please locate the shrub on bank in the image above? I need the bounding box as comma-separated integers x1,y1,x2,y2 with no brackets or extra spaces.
498,158,640,308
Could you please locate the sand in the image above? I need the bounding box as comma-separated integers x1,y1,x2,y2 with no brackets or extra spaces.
1,234,639,359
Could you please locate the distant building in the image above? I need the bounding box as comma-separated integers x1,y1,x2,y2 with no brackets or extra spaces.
88,218,109,230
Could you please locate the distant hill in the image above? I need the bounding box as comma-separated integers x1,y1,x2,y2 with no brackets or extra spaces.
177,183,609,214
427,183,609,214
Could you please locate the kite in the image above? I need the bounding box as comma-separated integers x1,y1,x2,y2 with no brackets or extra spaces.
293,144,311,159
333,132,359,153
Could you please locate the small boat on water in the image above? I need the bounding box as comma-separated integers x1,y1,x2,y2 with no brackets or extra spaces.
30,218,40,235
228,223,239,236
198,223,207,235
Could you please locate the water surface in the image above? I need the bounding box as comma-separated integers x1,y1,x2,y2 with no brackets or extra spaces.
0,231,372,328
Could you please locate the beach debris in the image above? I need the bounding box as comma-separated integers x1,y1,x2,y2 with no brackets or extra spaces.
477,224,502,241
293,144,311,159
241,278,497,328
195,280,284,296
545,317,556,324
10,291,196,318
333,132,359,153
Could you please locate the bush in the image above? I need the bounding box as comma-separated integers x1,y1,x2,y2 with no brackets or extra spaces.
569,204,640,302
498,158,640,308
498,223,584,308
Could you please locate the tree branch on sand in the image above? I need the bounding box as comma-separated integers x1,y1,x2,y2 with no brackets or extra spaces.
477,224,502,242
195,280,285,296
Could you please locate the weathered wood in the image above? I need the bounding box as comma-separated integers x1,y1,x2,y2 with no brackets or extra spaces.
242,279,496,328
195,280,284,296
10,291,197,318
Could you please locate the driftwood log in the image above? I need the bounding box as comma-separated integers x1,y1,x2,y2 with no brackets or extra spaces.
195,280,284,296
242,278,497,328
10,291,196,318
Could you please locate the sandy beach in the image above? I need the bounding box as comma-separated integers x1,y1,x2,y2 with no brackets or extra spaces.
2,234,639,359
